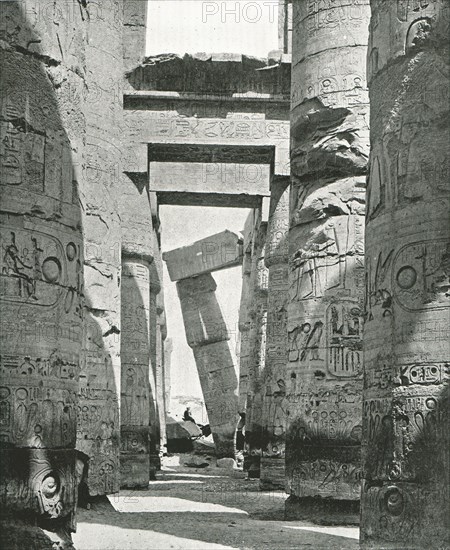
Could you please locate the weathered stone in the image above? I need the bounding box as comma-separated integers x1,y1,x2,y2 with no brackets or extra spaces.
120,258,152,488
164,230,243,281
216,458,237,470
176,274,239,457
287,0,370,511
76,0,123,498
238,209,269,477
0,1,86,545
361,2,450,547
127,53,291,98
150,161,272,199
123,0,148,72
259,179,290,489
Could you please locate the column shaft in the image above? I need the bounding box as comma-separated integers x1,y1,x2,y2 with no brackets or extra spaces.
287,0,370,514
0,1,86,545
260,180,290,489
361,2,449,546
120,257,152,488
177,273,239,458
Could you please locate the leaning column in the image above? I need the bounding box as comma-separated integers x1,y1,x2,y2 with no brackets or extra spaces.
287,0,370,518
177,274,239,457
361,2,449,547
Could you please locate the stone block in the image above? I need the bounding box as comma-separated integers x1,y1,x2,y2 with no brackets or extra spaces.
164,230,243,281
150,161,271,198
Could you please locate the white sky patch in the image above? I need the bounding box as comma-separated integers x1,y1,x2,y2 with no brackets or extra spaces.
146,0,279,58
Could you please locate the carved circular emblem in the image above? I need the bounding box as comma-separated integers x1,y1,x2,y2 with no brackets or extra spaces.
384,486,404,516
0,388,10,399
41,473,59,499
396,266,417,289
426,398,437,410
16,388,27,400
42,257,62,283
66,243,77,261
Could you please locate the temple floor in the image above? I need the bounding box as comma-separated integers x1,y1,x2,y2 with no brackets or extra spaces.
73,457,359,549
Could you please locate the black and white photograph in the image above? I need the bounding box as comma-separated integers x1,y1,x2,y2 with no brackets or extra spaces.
0,1,448,548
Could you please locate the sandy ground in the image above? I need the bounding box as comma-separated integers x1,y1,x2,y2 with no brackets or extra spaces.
73,456,359,550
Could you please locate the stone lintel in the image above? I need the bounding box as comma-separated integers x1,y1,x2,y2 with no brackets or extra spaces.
157,192,263,208
149,161,271,197
164,230,243,282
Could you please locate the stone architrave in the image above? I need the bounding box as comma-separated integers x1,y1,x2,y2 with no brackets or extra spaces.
361,2,449,547
177,274,239,457
259,179,290,489
0,1,86,545
287,0,370,513
76,0,123,498
163,230,243,282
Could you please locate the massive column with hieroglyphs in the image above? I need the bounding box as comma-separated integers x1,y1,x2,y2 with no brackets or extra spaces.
361,2,449,547
0,1,86,546
177,274,239,457
237,209,268,476
119,174,155,488
287,0,369,514
259,179,290,489
76,0,124,498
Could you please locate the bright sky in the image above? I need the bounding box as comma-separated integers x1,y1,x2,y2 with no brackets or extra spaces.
146,0,279,58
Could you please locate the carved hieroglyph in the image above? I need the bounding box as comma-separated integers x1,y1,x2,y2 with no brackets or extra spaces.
76,0,123,497
119,171,155,488
260,180,289,488
238,211,268,470
288,0,369,501
120,258,152,488
361,2,449,547
177,274,239,457
0,0,86,539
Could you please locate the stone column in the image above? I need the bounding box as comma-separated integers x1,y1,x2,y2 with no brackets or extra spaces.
237,246,253,417
361,2,449,547
260,179,290,489
119,176,154,488
76,0,123,498
149,232,164,475
164,338,173,414
287,0,369,517
120,256,152,488
123,0,148,72
243,217,269,477
0,1,86,546
157,292,168,455
177,274,239,457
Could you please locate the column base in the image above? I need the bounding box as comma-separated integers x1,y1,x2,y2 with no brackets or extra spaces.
0,516,75,550
213,435,235,459
285,495,360,525
120,454,150,489
260,456,285,490
243,455,261,478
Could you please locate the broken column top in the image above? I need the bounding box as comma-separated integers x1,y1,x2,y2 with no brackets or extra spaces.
163,230,243,281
